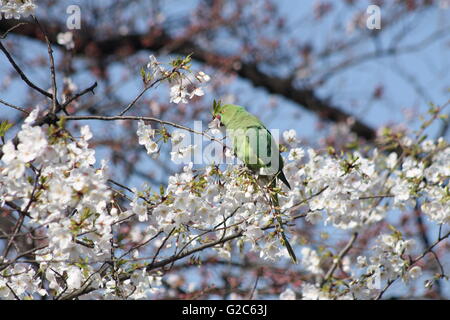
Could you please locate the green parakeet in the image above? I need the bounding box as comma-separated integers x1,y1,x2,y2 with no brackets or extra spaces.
212,101,297,263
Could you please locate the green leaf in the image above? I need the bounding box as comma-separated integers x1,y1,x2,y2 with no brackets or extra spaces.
418,135,427,144
0,121,13,137
212,99,222,115
57,116,66,129
140,67,146,82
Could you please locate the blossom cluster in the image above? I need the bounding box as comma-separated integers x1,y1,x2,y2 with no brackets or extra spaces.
391,138,450,224
0,0,36,19
0,110,162,299
133,124,449,261
146,55,210,104
0,106,448,299
347,232,422,299
279,232,422,300
137,120,158,156
134,121,449,300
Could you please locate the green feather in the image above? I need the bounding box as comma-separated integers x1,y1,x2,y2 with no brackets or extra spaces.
213,104,291,189
212,103,297,263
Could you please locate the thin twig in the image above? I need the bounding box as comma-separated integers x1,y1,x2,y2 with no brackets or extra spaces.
0,245,47,272
0,41,53,99
149,228,176,269
3,169,42,258
5,283,20,300
63,115,224,145
321,232,358,286
0,98,30,114
248,274,260,300
0,22,28,39
61,82,98,111
118,77,167,116
34,17,59,114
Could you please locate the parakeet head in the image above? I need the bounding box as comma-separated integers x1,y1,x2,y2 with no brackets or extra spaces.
211,101,244,127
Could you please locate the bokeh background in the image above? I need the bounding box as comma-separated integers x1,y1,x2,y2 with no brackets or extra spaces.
1,0,449,299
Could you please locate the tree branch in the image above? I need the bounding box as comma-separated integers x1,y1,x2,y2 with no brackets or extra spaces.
0,19,377,141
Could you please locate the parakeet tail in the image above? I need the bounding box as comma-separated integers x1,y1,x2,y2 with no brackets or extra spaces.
271,192,297,264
